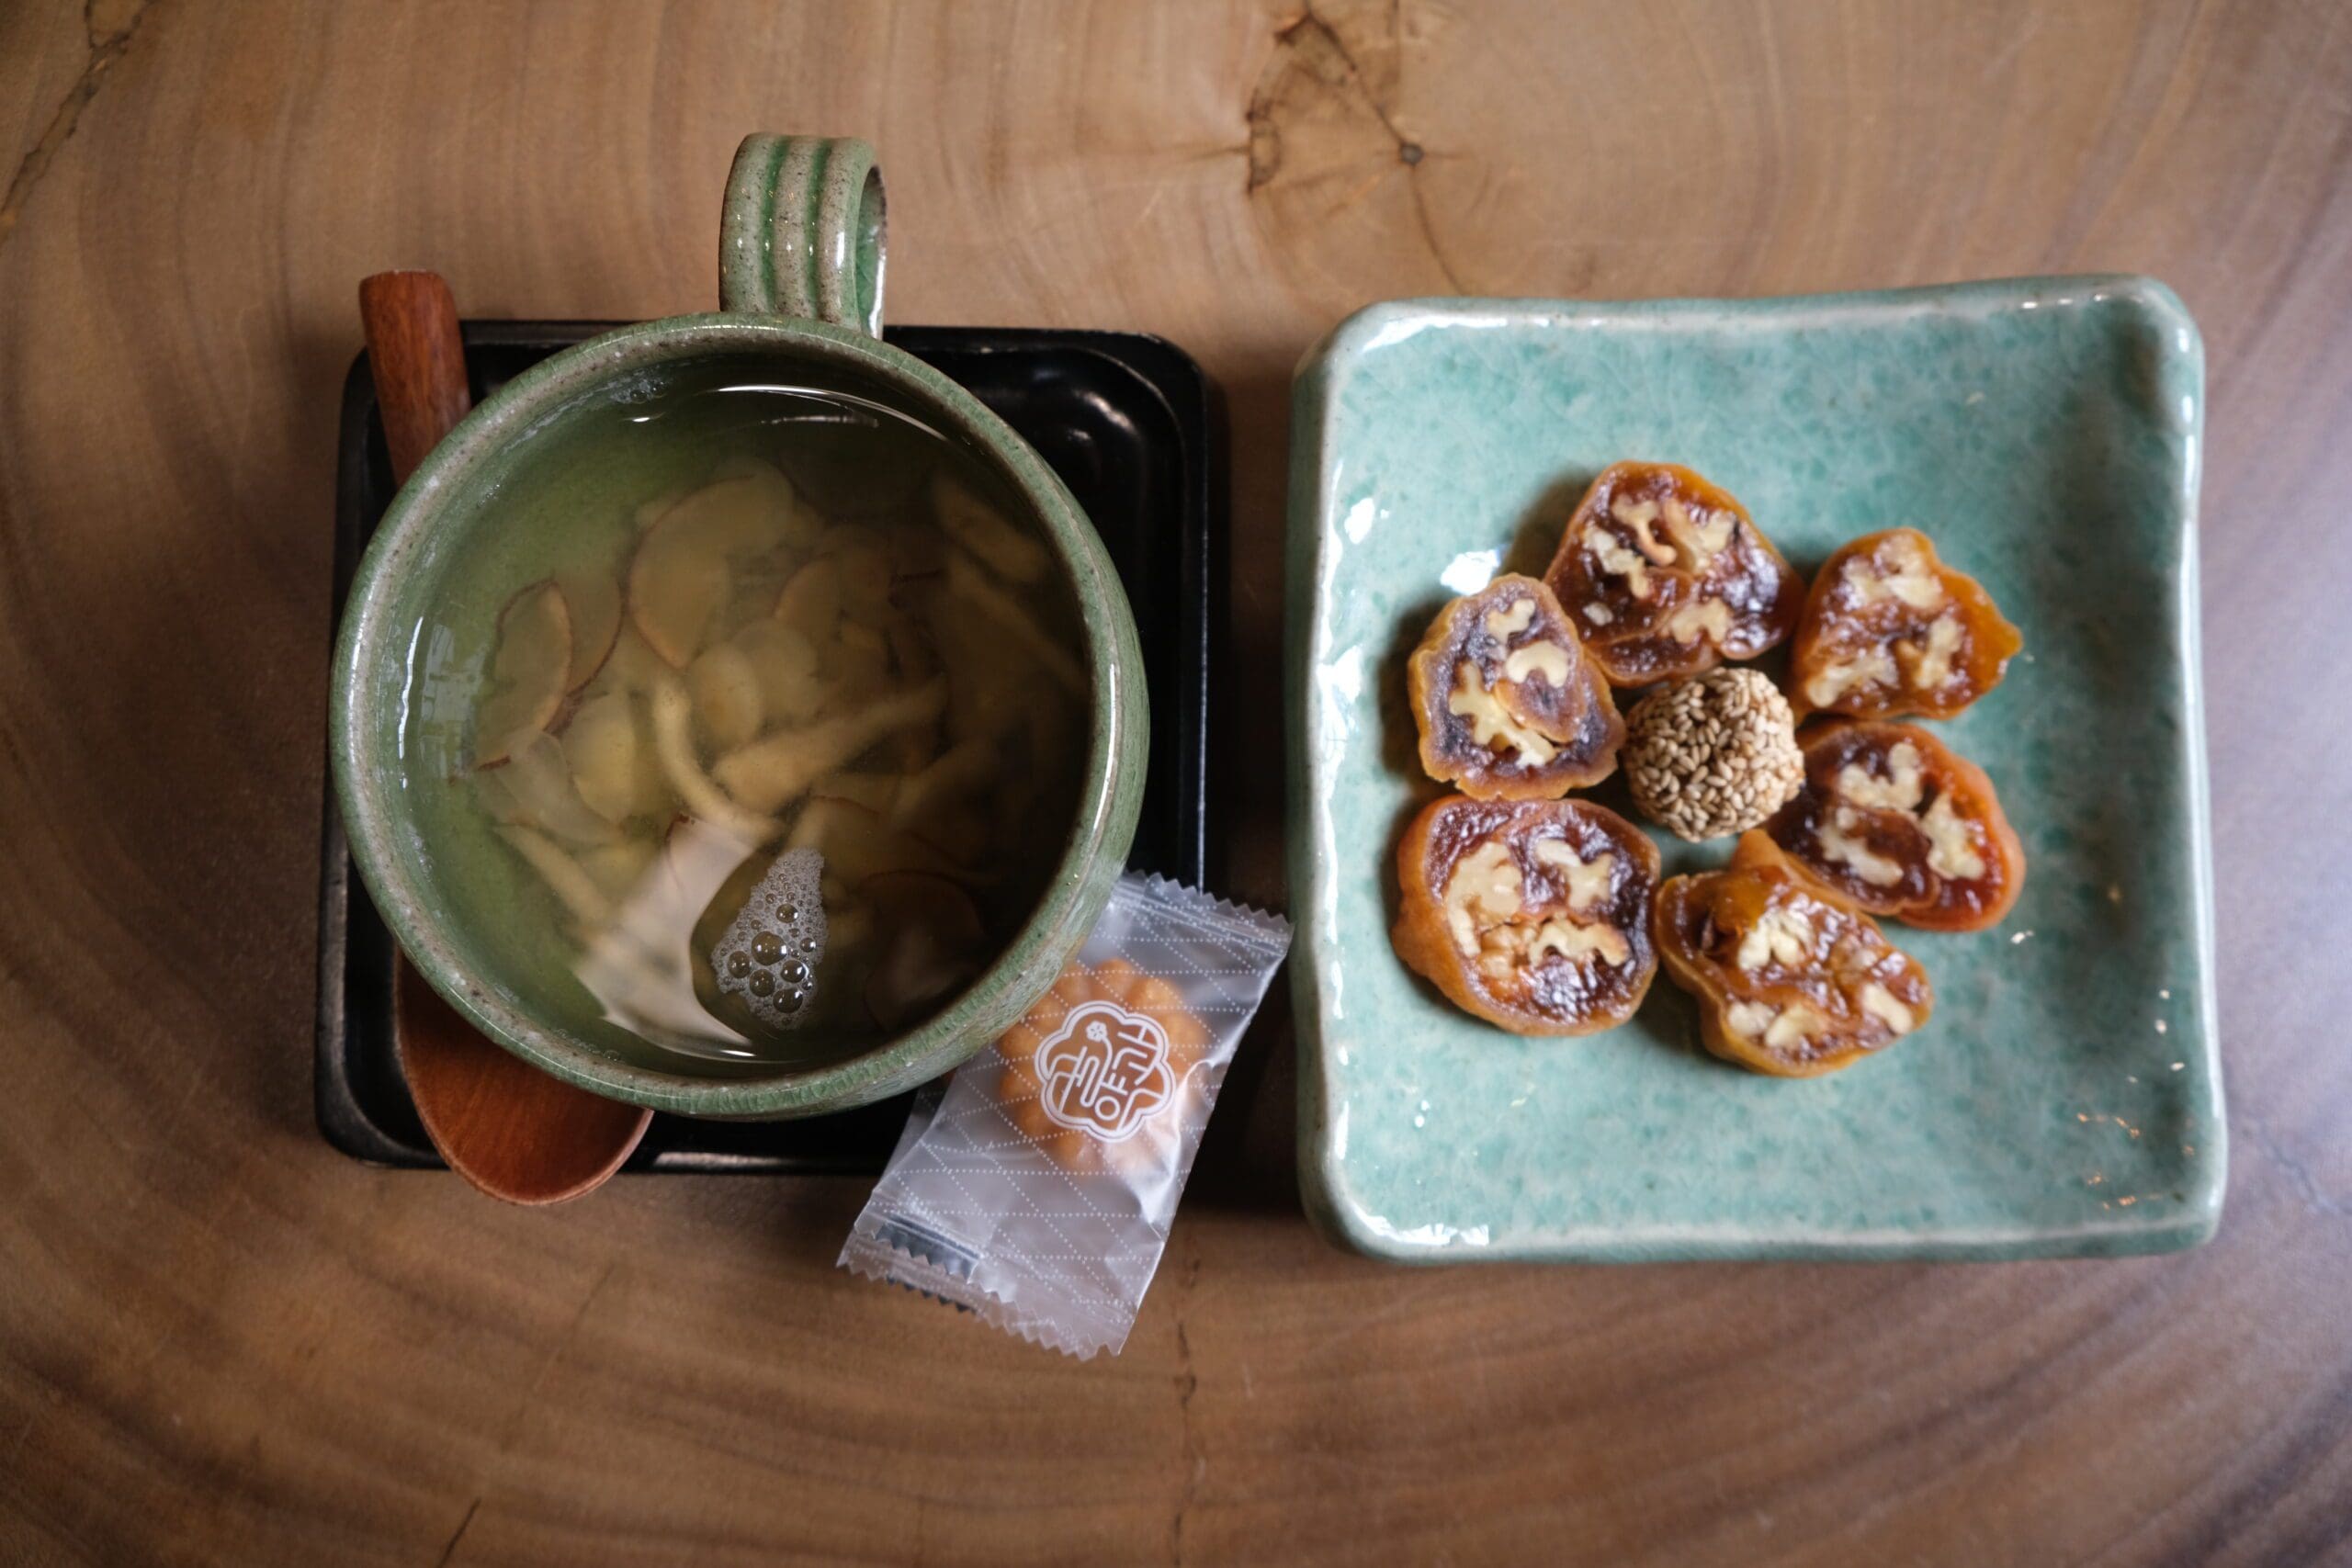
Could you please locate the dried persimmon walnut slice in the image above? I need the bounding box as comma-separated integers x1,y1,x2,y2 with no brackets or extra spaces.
1407,574,1624,798
1765,720,2026,932
1391,796,1660,1035
1655,831,1935,1077
995,959,1210,1174
1541,461,1803,685
1788,528,2022,719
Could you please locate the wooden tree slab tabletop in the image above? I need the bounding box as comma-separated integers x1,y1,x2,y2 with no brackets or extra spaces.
3,3,2348,1563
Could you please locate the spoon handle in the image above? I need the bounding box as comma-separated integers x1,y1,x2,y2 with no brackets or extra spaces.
358,271,472,481
359,270,653,1204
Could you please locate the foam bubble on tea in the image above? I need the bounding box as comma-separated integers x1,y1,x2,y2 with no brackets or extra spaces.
712,847,828,1030
393,360,1089,1069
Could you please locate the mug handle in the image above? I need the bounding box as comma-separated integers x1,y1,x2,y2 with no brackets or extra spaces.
718,134,887,336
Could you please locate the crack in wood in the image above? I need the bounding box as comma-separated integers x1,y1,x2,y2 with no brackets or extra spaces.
492,1262,622,1455
2239,1109,2346,1219
432,1496,481,1568
0,0,163,253
87,0,147,50
1398,157,1465,293
1168,1245,1204,1566
1243,1,1465,290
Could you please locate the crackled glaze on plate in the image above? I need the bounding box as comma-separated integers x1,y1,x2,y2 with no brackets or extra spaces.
1287,276,2221,1262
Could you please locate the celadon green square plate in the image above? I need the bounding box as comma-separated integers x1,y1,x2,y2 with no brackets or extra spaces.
1286,276,2220,1263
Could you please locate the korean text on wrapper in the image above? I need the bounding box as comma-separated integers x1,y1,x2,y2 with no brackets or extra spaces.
840,874,1291,1359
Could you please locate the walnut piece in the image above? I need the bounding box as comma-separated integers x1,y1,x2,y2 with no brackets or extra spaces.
1919,794,1986,880
1503,641,1572,684
1805,644,1897,710
1819,808,1906,886
1858,981,1916,1033
1898,613,1965,691
1487,912,1631,977
1584,521,1653,600
1533,839,1614,911
1843,534,1945,611
1736,901,1815,971
1612,496,1674,564
1834,740,1924,810
1664,598,1734,646
1485,599,1537,638
1442,840,1523,953
1448,660,1557,767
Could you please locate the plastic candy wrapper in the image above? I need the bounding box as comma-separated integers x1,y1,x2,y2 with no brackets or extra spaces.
840,874,1290,1358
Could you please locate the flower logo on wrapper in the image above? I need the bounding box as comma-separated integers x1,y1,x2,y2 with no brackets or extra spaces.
1033,1002,1177,1144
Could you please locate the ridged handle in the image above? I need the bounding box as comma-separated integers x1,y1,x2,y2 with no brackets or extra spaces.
719,134,887,335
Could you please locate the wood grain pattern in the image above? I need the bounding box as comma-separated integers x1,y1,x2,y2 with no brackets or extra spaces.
2,1,2348,1563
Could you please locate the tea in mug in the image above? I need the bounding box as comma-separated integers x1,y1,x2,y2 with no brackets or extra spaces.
393,359,1088,1067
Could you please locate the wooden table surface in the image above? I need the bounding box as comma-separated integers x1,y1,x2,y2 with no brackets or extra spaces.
5,2,2349,1562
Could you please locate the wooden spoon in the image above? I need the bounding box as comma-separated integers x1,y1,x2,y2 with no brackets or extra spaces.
360,269,654,1204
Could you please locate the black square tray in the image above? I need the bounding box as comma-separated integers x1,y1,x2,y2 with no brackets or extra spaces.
316,321,1221,1174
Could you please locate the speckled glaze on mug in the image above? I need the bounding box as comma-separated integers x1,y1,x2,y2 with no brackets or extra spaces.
332,135,1147,1118
1288,277,2220,1262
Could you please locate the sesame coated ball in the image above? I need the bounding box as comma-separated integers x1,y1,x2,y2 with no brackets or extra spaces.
1623,668,1804,841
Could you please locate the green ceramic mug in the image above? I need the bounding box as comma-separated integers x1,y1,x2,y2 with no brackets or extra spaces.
332,134,1147,1117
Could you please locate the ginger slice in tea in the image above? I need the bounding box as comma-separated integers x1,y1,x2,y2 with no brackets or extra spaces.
933,471,1049,584
562,691,669,825
553,562,624,694
628,468,799,667
473,580,572,767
